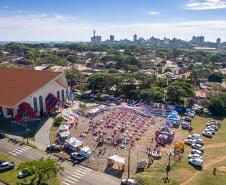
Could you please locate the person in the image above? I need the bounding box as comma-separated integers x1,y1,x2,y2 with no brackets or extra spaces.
213,166,216,175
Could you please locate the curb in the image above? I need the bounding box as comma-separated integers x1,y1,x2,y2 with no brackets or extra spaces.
0,180,8,185
52,153,96,171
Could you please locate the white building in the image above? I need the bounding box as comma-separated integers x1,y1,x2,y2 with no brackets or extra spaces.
0,67,68,122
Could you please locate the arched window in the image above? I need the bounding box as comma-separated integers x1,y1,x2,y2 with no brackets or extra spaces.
57,91,60,100
61,90,65,102
33,97,38,112
39,96,43,114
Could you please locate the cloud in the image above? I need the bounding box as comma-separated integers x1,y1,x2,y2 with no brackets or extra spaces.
149,11,160,15
0,11,225,41
3,6,9,9
186,0,226,10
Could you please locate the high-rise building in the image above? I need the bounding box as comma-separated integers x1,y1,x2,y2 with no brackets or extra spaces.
110,35,114,42
191,36,205,46
216,38,221,45
133,34,138,42
91,30,102,44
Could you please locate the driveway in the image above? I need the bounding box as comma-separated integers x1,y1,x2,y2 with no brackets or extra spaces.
34,117,53,149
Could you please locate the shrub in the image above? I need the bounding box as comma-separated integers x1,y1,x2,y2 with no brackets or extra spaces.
53,116,64,127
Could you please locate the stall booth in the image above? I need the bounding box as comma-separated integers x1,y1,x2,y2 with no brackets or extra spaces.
107,155,125,171
66,137,83,152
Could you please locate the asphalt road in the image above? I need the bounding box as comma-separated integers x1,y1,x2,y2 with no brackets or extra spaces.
0,138,121,185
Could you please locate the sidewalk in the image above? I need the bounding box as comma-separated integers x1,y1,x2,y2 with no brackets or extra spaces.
34,117,53,149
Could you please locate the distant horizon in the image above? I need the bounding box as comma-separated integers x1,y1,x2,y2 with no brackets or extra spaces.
0,0,226,41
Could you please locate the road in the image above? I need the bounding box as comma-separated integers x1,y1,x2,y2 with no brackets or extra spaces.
0,138,121,185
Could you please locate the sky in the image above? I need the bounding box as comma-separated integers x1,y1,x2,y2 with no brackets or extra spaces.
0,0,226,41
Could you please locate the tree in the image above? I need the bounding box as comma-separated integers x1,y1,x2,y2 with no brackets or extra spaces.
18,158,63,185
208,72,224,83
208,92,226,117
166,85,187,104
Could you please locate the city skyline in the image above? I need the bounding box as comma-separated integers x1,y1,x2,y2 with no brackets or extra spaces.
0,0,226,41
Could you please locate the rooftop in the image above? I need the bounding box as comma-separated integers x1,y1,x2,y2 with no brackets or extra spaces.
0,67,61,108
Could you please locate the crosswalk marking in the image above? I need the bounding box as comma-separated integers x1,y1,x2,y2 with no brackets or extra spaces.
8,145,31,156
74,169,87,175
9,152,17,156
71,172,83,177
66,176,79,181
63,178,75,183
62,182,71,185
70,173,82,178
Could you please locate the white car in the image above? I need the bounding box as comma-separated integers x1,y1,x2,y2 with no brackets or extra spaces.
205,128,215,135
207,125,218,131
188,154,203,159
202,131,213,138
191,143,204,152
189,158,203,167
185,138,203,145
188,134,201,139
191,149,203,155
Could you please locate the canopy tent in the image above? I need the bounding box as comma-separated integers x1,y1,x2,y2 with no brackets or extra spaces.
58,131,71,140
107,155,125,165
167,112,180,121
66,137,83,151
45,93,60,112
15,102,38,123
58,125,69,132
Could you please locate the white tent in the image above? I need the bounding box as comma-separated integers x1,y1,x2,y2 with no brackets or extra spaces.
66,137,83,150
58,131,71,140
58,125,69,132
107,155,125,165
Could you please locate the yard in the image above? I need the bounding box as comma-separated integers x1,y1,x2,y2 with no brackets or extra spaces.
0,152,60,185
136,116,226,185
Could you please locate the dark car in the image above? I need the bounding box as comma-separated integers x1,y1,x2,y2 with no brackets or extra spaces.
45,144,61,153
18,169,32,179
181,123,191,130
0,162,15,171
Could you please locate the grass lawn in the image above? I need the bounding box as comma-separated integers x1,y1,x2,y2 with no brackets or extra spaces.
0,152,60,185
136,115,226,185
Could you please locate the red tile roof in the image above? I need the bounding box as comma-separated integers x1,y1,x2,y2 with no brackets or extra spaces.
0,67,61,108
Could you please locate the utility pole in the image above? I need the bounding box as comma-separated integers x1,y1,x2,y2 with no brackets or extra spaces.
128,147,131,180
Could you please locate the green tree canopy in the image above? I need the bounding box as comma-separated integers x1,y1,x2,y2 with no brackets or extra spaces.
208,72,224,83
18,158,63,185
208,92,226,117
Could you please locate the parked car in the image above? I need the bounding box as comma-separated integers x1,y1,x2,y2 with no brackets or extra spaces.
202,131,213,138
185,138,203,146
0,162,15,171
188,154,202,159
121,179,137,185
191,143,204,152
188,134,201,139
191,149,203,155
18,168,31,179
71,152,85,161
45,144,61,153
184,116,192,122
204,128,215,135
181,123,191,130
189,158,203,167
207,125,218,131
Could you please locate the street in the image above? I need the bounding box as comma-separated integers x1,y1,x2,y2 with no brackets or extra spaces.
0,138,121,185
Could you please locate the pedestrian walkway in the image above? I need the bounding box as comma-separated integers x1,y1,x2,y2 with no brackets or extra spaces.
34,117,53,148
61,166,91,185
8,145,32,156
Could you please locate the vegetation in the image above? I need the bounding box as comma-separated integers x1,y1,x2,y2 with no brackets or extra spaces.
208,92,226,117
0,152,60,185
18,158,63,185
208,72,224,83
53,116,65,127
